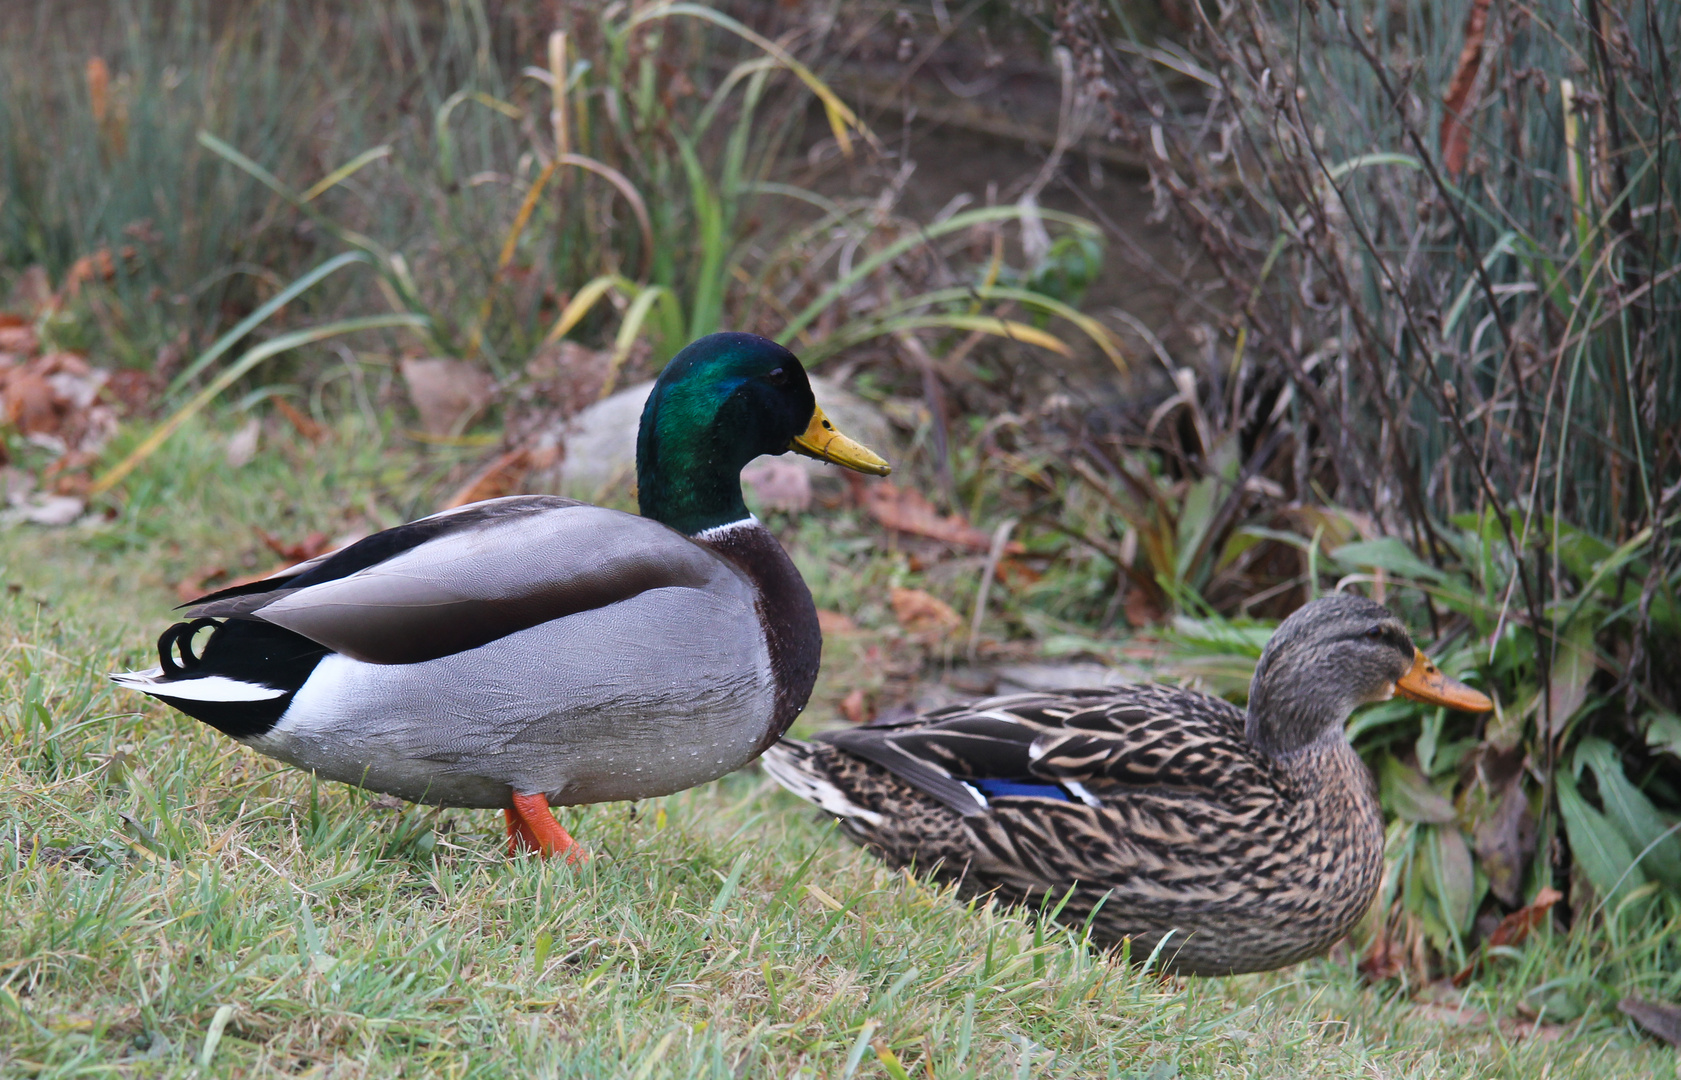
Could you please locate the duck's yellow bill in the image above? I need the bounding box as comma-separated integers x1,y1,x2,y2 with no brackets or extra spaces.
1396,647,1493,712
790,404,891,476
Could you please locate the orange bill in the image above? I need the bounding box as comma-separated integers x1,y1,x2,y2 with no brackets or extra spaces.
1396,648,1493,712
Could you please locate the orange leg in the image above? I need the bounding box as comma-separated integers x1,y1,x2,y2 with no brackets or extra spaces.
504,807,544,856
505,791,587,863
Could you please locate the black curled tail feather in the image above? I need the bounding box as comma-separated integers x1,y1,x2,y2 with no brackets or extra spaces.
157,618,223,676
144,618,331,740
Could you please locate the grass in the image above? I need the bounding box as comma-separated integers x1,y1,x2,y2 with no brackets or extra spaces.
2,418,1674,1078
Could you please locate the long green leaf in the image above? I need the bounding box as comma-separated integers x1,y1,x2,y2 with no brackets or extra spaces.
858,285,1125,371
92,314,428,496
776,206,1101,342
803,314,1073,365
1427,824,1476,937
1575,738,1681,889
1331,537,1446,583
164,251,372,397
1557,770,1645,907
674,133,725,340
1379,757,1457,824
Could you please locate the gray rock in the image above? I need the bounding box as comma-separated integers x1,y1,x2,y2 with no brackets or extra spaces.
551,376,898,500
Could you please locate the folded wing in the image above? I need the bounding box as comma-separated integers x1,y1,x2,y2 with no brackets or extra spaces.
184,496,743,664
815,685,1265,816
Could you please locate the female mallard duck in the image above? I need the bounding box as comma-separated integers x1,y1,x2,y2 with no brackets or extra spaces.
762,594,1492,975
113,332,889,861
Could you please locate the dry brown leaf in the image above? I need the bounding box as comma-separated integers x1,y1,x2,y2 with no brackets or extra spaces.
2,369,58,434
258,529,332,564
0,314,37,356
400,357,496,436
1487,887,1562,948
1451,887,1562,986
273,397,324,442
1358,927,1404,983
839,688,873,724
440,447,533,510
891,586,962,641
1619,997,1681,1048
1124,586,1164,628
103,369,156,417
523,341,618,418
59,248,116,300
816,609,859,635
0,352,114,455
176,567,229,604
865,481,1025,553
1440,0,1491,176
177,529,360,603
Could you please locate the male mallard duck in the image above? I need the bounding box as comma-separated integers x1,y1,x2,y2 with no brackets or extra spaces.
113,332,889,861
762,594,1492,974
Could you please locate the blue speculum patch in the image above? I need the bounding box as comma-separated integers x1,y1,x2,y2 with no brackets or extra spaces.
973,779,1071,801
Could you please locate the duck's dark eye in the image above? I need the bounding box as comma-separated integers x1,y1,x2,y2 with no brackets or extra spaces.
1364,627,1385,640
765,367,788,386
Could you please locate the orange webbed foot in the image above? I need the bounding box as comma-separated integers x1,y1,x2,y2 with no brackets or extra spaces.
506,791,588,864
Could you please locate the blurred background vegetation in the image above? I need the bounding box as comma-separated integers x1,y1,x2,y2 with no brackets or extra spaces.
2,0,1677,1044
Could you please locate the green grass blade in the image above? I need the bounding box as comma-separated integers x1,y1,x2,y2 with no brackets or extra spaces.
163,251,373,398
92,314,428,496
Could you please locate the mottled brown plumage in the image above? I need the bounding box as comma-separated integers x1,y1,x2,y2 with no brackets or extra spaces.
763,594,1492,975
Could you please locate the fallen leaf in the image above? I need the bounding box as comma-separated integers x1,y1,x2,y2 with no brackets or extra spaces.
44,451,98,496
839,688,873,724
2,491,86,527
2,369,59,434
0,318,37,356
742,458,812,513
177,567,229,603
1358,929,1404,983
1124,584,1164,627
59,248,116,301
890,586,962,641
258,529,331,564
273,397,324,442
1451,887,1562,986
0,352,116,455
996,558,1041,587
1440,0,1492,176
1619,996,1681,1048
103,369,156,416
1488,887,1562,948
865,481,1024,553
401,357,496,436
523,341,618,417
440,447,532,510
816,609,858,635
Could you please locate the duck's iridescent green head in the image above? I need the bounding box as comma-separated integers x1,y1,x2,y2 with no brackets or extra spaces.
636,332,890,535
